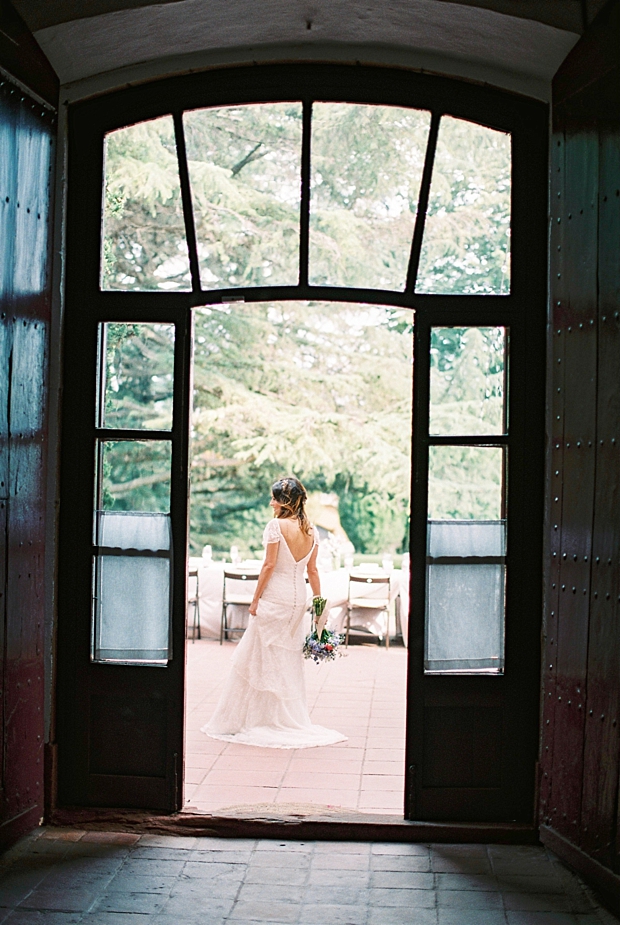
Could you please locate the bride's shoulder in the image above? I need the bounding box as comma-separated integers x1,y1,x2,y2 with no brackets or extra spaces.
262,519,281,544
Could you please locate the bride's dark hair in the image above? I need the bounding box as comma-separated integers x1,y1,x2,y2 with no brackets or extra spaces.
271,476,312,535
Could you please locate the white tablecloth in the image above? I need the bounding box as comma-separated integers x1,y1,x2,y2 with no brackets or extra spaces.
188,559,407,643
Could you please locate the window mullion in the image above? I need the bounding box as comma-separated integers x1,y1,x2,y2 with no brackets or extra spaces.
173,111,201,294
299,101,312,288
405,111,441,295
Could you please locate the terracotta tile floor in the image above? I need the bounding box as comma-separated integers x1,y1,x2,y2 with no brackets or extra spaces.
184,639,407,816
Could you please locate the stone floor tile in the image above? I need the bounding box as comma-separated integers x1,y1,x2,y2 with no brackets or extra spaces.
497,876,564,895
255,841,313,853
370,870,434,889
137,836,196,849
311,853,369,871
117,858,186,877
129,846,194,861
245,866,307,885
505,914,580,925
313,842,370,855
370,843,430,856
432,845,489,858
432,856,493,874
3,914,83,925
83,915,162,925
370,854,431,872
188,849,253,865
503,894,572,913
307,868,368,888
104,874,178,894
236,882,305,904
301,885,369,906
193,838,257,852
180,860,244,881
436,873,500,892
91,892,166,914
368,906,438,925
368,887,436,908
249,850,313,868
228,899,301,922
298,903,368,925
437,890,504,909
19,886,101,912
160,891,236,915
438,911,508,925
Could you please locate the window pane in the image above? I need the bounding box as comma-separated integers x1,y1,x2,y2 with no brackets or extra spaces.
101,116,191,291
93,512,171,663
309,103,431,290
99,440,172,513
425,564,505,672
428,520,506,557
416,117,511,294
183,103,302,289
428,445,503,520
429,327,506,436
99,322,175,431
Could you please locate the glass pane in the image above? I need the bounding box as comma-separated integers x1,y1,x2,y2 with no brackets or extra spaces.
429,327,506,436
101,116,191,291
416,117,511,294
425,564,505,672
183,103,302,289
99,440,172,512
93,512,171,663
99,322,175,431
310,104,431,290
428,445,503,520
428,520,506,558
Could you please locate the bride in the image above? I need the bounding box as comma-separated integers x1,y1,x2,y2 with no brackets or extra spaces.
202,476,346,749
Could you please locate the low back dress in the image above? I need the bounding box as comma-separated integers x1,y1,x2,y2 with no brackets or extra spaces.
203,519,347,748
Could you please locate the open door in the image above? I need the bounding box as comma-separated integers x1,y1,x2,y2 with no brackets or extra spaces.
55,63,546,821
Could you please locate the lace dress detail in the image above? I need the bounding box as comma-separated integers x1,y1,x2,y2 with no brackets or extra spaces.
202,520,347,749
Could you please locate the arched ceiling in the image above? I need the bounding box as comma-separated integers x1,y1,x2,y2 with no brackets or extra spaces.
15,0,604,100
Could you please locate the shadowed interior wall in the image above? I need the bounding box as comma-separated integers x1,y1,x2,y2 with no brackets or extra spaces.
540,0,620,910
0,0,57,849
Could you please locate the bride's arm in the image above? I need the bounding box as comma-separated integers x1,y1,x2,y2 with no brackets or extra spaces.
306,545,321,598
248,542,279,615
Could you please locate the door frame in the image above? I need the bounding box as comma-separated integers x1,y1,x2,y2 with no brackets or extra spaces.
55,62,547,822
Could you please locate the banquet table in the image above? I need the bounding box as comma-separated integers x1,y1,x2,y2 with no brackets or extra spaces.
187,558,408,644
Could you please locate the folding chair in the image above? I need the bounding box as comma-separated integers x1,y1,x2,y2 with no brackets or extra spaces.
346,573,391,648
220,569,259,644
187,566,201,641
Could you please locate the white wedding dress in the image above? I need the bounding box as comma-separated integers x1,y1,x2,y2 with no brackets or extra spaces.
202,519,347,749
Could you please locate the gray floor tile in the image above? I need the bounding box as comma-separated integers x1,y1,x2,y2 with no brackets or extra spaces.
105,873,178,894
19,886,101,912
4,914,83,925
368,888,436,908
313,843,370,856
368,906,438,925
117,858,186,878
505,914,580,925
433,857,493,874
438,911,507,925
307,869,368,887
503,894,572,913
299,904,368,925
302,886,369,906
371,855,431,872
246,866,308,885
370,871,434,889
313,853,369,871
237,882,306,904
437,890,504,910
228,899,301,922
91,892,166,914
436,873,500,892
432,845,488,858
371,844,430,856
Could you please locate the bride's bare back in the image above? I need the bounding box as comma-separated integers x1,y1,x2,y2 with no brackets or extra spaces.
277,516,314,562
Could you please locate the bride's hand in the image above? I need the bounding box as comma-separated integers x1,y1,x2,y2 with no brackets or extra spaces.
248,601,258,616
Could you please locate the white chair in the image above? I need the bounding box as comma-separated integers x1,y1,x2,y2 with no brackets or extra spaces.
220,569,259,644
187,566,201,642
346,573,391,648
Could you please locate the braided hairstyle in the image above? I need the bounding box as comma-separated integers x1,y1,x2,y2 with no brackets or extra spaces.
271,476,312,535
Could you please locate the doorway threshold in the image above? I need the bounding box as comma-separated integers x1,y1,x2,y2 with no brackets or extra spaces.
49,806,538,844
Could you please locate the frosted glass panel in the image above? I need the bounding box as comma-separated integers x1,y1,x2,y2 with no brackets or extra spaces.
100,322,175,431
309,103,431,290
98,510,171,550
425,564,505,672
416,116,511,294
184,103,302,289
428,520,506,558
430,327,506,436
101,116,191,291
428,445,503,521
93,511,171,663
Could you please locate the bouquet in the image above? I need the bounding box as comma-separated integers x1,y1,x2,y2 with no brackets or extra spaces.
303,596,344,663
